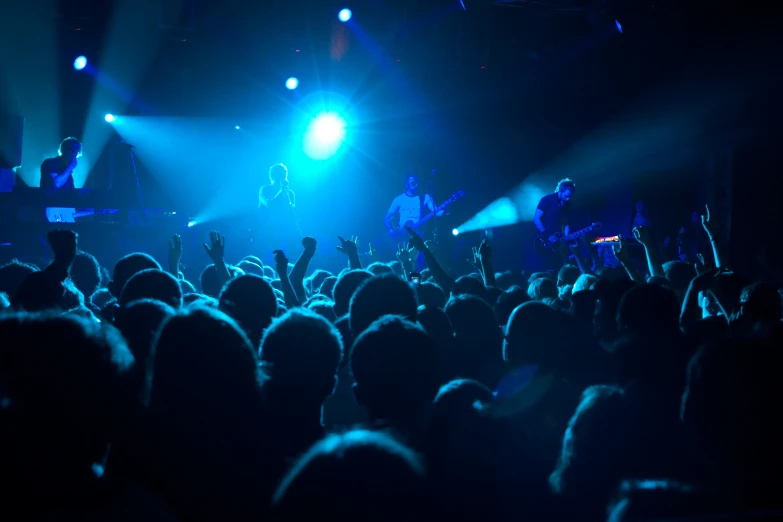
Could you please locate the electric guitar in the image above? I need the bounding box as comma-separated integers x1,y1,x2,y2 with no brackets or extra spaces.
534,222,602,256
391,190,465,241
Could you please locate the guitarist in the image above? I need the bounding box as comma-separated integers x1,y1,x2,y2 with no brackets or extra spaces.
533,178,575,269
385,174,443,240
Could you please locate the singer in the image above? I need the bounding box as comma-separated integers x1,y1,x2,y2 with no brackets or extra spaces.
258,163,299,259
40,137,81,189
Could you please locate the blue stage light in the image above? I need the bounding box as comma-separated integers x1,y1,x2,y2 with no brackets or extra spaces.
286,77,299,90
187,220,198,228
104,114,115,123
615,19,623,34
452,228,459,236
338,8,352,22
73,56,87,70
304,112,347,160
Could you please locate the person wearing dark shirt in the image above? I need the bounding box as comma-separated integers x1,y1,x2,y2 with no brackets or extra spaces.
534,178,574,241
258,163,299,261
40,137,81,189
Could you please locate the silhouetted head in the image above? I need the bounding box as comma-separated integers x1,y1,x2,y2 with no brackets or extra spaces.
451,275,487,300
495,285,530,326
528,276,558,301
333,270,373,317
109,253,161,299
417,282,447,309
269,162,288,183
504,301,565,370
273,430,428,521
662,261,697,298
113,299,176,400
70,251,101,299
351,316,438,432
318,276,338,298
120,269,182,309
349,273,418,336
218,274,278,348
236,260,264,277
445,294,503,383
149,306,263,423
0,313,135,503
617,283,680,338
558,265,581,287
260,308,343,408
0,260,39,301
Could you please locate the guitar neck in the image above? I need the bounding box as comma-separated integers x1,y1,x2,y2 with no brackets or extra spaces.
562,227,593,242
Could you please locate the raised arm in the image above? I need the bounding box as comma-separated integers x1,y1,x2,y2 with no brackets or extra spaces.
336,235,362,270
633,226,664,278
274,250,300,309
700,205,725,269
290,236,316,302
43,157,78,188
203,231,231,288
406,226,455,293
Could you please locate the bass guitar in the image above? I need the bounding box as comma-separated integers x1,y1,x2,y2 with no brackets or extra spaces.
534,222,602,257
391,190,465,241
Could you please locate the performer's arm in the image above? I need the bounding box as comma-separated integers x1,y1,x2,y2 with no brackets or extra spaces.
533,208,546,233
384,200,399,233
44,158,77,188
426,195,443,217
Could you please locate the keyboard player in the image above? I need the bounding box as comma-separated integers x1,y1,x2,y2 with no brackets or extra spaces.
40,137,81,189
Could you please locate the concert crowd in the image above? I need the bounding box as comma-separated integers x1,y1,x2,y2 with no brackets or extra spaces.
1,192,781,521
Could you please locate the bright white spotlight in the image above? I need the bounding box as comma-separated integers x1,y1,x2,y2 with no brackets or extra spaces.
104,114,115,123
304,112,347,160
452,228,460,236
73,56,87,70
285,77,299,90
338,8,352,22
235,125,240,130
187,220,198,228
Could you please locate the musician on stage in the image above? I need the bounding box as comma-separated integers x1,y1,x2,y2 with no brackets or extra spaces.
258,163,299,260
533,178,575,243
385,174,443,239
40,137,81,189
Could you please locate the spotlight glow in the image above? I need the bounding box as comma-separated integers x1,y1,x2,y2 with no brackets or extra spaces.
73,56,87,70
304,112,347,160
452,228,460,236
285,77,299,90
235,125,240,130
187,220,198,228
615,19,623,34
338,8,352,22
104,114,115,123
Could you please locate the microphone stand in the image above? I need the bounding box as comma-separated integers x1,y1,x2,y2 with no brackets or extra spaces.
121,141,145,212
283,184,303,238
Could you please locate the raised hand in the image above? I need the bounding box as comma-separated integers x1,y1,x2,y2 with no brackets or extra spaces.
302,236,317,254
632,226,652,247
47,229,78,263
467,246,481,271
396,242,413,264
336,235,359,257
477,239,492,262
202,230,225,263
612,233,630,263
701,204,717,239
273,249,289,268
368,242,379,261
168,233,182,263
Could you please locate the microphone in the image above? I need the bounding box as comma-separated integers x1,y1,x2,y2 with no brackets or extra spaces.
119,140,135,148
